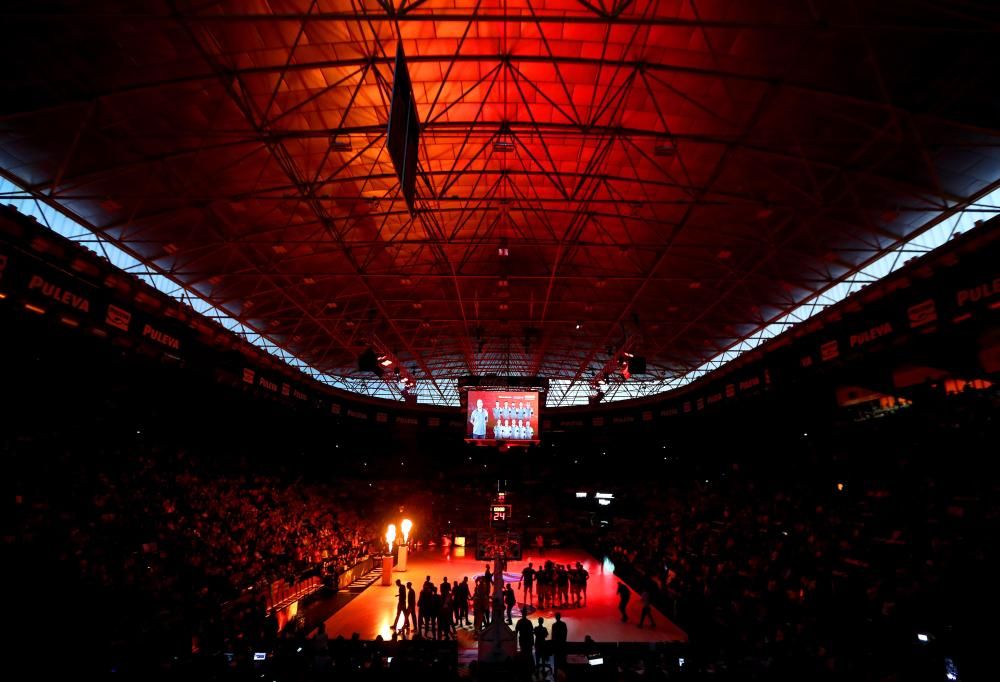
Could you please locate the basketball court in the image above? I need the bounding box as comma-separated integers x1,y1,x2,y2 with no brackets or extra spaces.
318,547,686,648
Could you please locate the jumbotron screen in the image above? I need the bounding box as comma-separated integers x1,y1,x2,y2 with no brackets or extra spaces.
466,390,540,444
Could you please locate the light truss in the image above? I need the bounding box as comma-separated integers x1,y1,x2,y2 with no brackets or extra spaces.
2,1,999,407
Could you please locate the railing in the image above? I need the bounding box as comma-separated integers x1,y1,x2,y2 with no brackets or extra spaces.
257,555,377,614
265,574,323,614
337,555,376,590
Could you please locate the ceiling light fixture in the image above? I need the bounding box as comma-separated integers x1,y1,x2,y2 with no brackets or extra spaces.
329,133,352,151
654,138,676,157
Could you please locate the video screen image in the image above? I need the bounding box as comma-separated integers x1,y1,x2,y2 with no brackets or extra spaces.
466,390,540,444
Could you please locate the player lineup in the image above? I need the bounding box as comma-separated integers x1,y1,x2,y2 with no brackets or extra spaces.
466,391,539,442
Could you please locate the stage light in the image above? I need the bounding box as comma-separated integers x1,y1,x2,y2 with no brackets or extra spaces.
575,321,583,330
401,519,412,544
917,633,930,643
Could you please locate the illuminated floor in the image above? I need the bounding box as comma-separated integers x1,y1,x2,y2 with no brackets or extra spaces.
318,547,686,646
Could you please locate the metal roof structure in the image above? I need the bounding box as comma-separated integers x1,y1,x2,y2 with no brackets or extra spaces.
2,0,999,406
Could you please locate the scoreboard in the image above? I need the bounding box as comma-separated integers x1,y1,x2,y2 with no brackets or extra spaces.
490,503,512,529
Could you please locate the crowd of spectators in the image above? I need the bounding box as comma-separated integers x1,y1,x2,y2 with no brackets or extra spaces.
598,391,997,679
9,375,995,681
12,443,380,672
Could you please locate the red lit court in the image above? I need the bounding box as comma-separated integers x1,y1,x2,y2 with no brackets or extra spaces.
319,547,686,646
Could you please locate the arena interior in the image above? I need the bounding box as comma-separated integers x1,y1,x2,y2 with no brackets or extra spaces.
3,2,999,680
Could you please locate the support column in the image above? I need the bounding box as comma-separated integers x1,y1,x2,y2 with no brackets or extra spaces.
381,554,394,586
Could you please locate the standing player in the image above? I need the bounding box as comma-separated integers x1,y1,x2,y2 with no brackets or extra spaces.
617,581,631,622
533,618,549,669
638,590,656,629
504,584,517,624
521,561,536,606
574,562,589,606
516,610,534,666
406,581,417,629
470,398,489,439
392,579,408,630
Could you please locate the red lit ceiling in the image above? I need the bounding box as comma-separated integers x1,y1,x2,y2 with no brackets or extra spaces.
1,0,998,404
